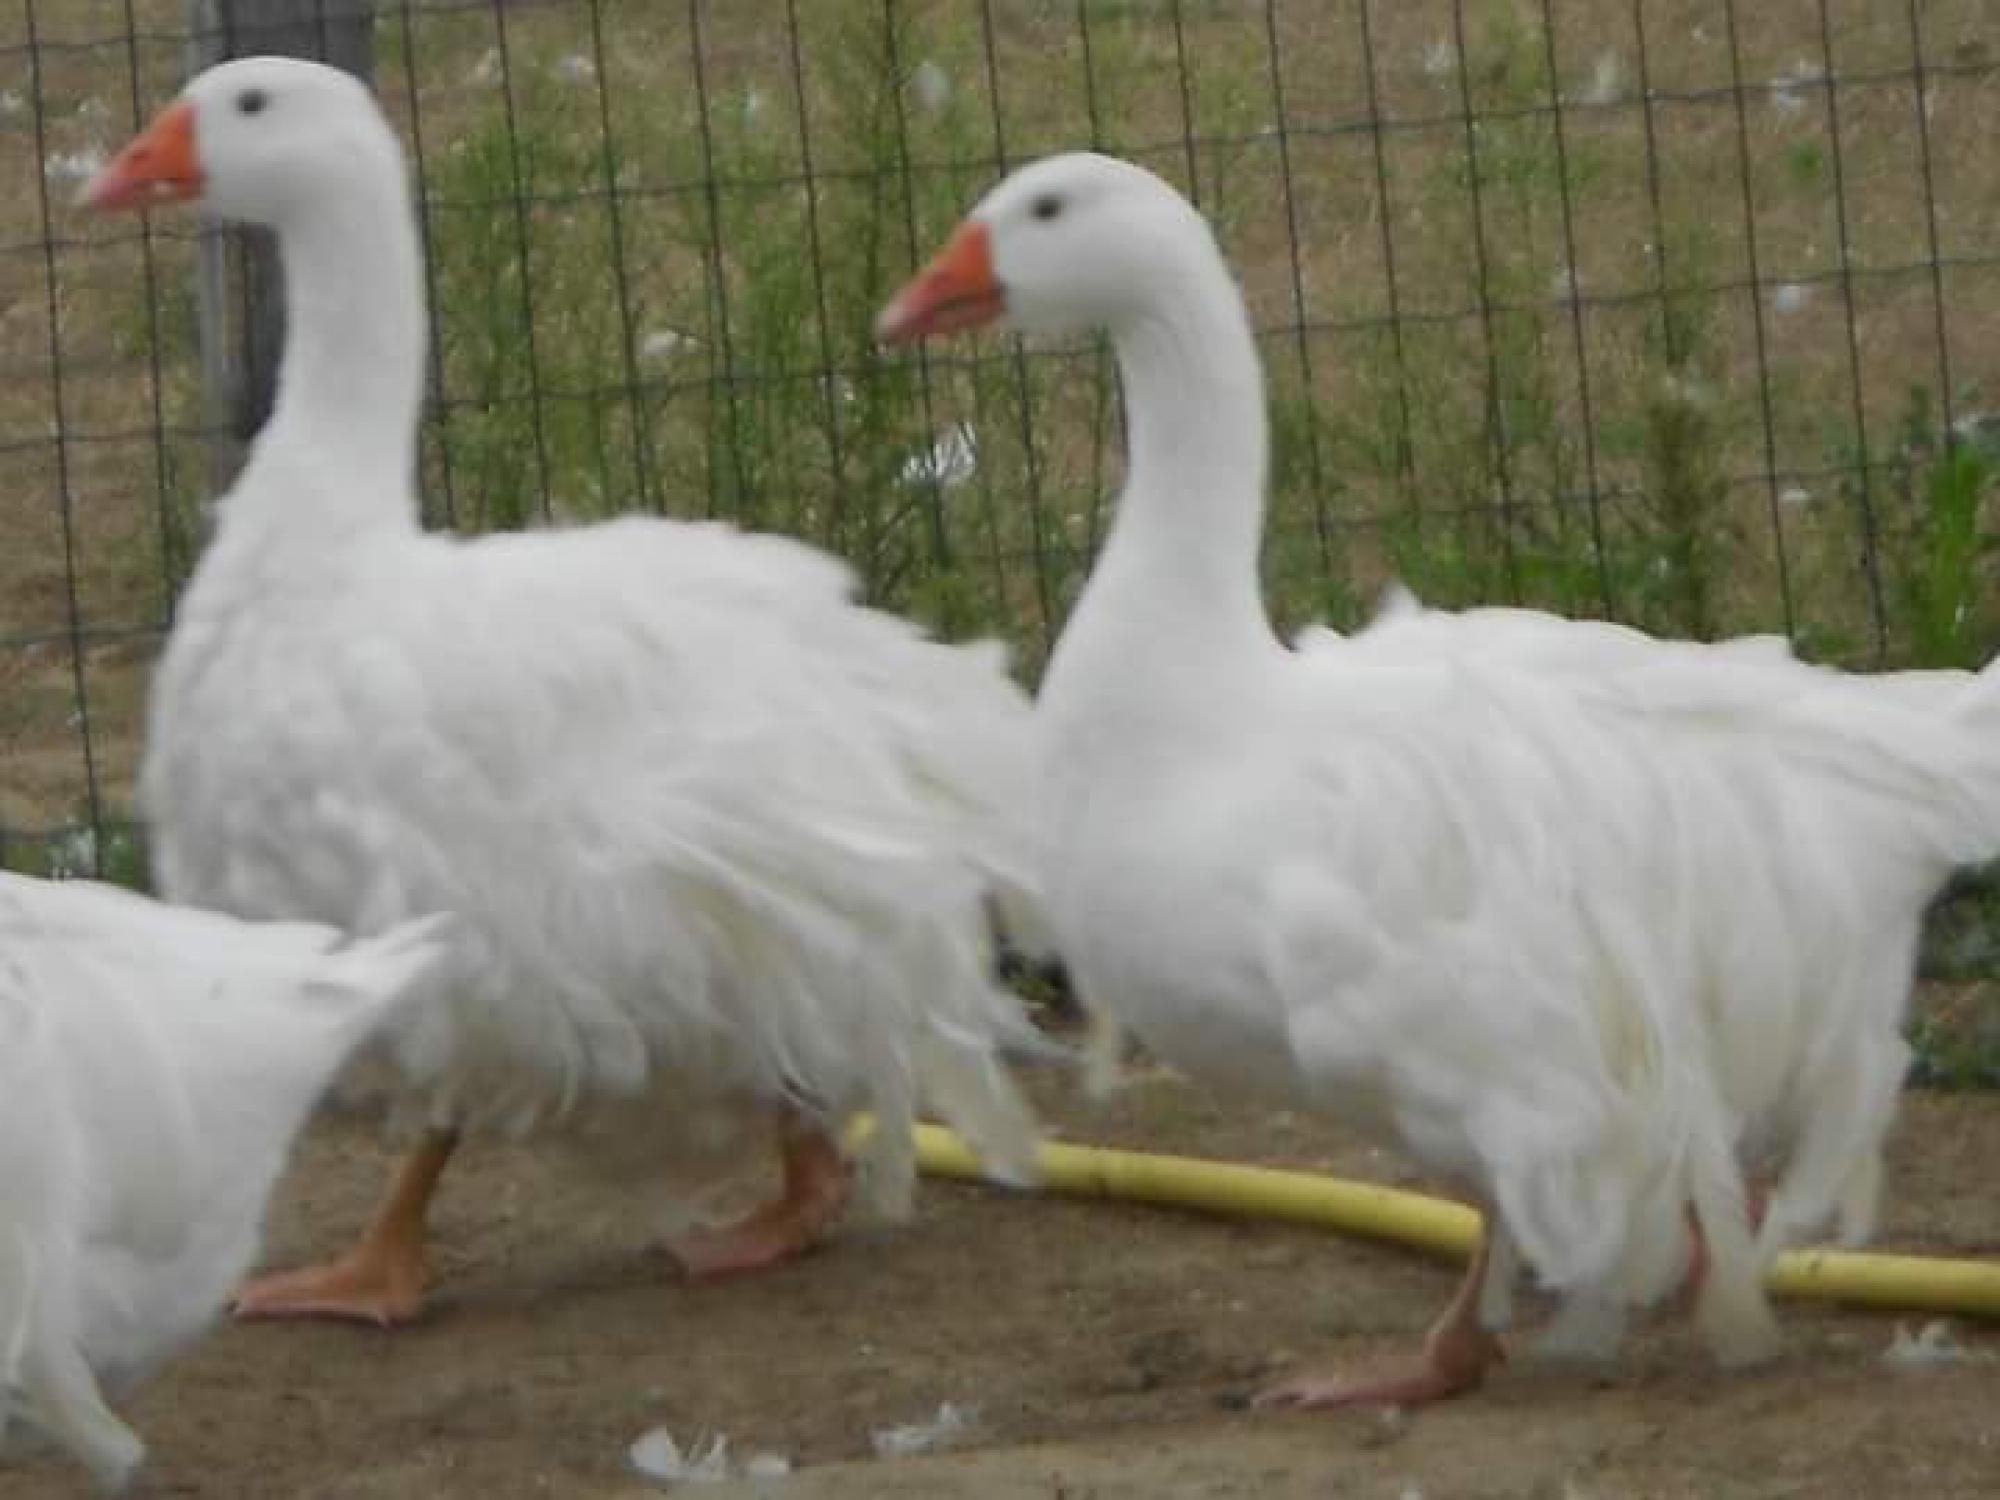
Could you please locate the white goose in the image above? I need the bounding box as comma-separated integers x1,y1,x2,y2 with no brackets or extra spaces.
78,57,1043,1326
0,873,446,1490
879,153,2000,1407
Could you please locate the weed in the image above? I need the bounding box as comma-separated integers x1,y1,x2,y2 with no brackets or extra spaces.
0,811,149,889
8,0,2000,1068
1877,388,1999,670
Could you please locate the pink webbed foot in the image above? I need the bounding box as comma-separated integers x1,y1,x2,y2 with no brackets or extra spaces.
232,1248,427,1328
1257,1215,1507,1411
232,1131,455,1328
1253,1322,1504,1411
664,1126,851,1280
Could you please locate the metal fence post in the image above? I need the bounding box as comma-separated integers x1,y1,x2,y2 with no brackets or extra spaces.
186,0,375,490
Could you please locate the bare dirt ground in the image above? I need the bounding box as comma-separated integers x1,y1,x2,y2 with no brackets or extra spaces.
5,1068,2000,1499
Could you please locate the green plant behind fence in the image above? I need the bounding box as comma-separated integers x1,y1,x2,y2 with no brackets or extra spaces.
7,0,2000,1079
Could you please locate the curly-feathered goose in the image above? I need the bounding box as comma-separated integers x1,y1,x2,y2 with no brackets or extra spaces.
879,151,2000,1407
80,57,1045,1326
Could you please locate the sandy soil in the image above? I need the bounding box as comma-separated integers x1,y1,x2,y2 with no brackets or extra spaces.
4,1071,1999,1499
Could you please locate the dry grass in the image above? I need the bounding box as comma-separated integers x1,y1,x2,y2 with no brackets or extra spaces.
2,0,1998,856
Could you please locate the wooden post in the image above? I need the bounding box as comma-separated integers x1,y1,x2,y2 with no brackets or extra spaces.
187,0,375,489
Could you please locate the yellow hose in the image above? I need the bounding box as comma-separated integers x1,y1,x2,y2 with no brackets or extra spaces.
910,1123,2000,1319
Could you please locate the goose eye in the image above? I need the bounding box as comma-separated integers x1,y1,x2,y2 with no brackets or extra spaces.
236,88,269,116
1030,192,1064,223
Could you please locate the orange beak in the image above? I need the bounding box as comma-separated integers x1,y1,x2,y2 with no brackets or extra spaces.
875,221,1004,345
79,99,203,212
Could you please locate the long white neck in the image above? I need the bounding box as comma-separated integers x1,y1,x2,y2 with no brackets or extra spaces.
1084,249,1277,660
233,160,426,536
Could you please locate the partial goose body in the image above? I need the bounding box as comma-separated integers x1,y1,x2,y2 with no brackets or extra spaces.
880,151,2000,1402
83,58,1043,1325
149,513,1043,1153
0,873,446,1491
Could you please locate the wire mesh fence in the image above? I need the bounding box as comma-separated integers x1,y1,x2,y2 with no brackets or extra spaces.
4,0,1998,920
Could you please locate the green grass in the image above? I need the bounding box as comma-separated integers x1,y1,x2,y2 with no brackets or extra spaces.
8,0,1998,730
29,0,1992,669
0,812,149,886
1882,387,2000,670
6,0,2000,1076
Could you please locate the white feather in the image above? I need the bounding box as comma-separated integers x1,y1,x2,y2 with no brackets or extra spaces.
0,873,447,1490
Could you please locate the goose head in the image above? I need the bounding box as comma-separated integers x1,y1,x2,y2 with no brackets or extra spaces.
877,152,1222,346
81,56,403,229
881,152,1275,652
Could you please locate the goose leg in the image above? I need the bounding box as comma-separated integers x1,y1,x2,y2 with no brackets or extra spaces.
1680,1179,1770,1303
1254,1215,1506,1411
664,1118,850,1279
233,1130,457,1326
